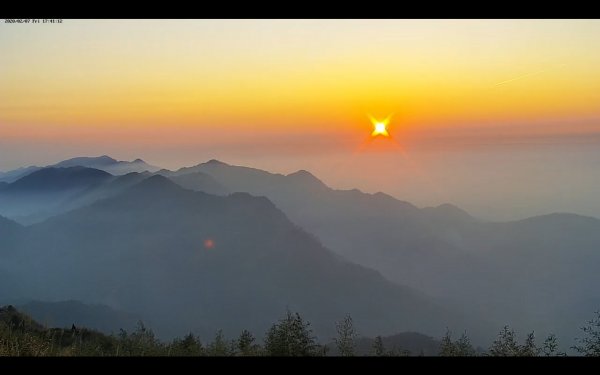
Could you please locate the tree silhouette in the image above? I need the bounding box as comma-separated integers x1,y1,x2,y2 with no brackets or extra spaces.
237,329,260,356
170,333,204,356
489,326,521,356
264,311,320,356
372,335,385,356
489,326,540,356
439,329,476,356
439,329,456,356
207,330,233,356
573,311,600,356
541,334,565,356
334,315,357,356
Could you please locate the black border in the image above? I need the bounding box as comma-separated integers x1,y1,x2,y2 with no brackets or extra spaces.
2,3,600,18
2,355,596,373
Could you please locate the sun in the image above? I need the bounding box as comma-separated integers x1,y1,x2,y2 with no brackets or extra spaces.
369,114,392,137
373,122,388,136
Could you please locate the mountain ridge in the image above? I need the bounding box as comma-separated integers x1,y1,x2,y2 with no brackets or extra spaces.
0,156,160,183
2,156,599,346
3,174,487,341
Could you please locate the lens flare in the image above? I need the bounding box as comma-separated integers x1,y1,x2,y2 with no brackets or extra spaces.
204,239,215,249
369,114,392,137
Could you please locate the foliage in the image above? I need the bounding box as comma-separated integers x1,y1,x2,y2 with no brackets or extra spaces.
372,335,385,356
0,305,589,357
236,329,262,356
542,334,565,356
169,333,204,356
573,311,600,356
264,311,321,356
489,326,541,356
117,321,165,356
439,329,476,356
334,315,357,356
489,326,521,356
206,330,234,356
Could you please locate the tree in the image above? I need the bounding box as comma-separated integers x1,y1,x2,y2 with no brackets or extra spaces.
542,334,565,356
439,329,476,356
372,335,385,356
237,329,260,356
264,311,320,356
113,321,165,356
489,326,539,356
573,311,600,356
207,330,233,356
455,332,476,356
170,333,204,356
519,332,540,356
439,329,456,356
334,315,357,356
489,326,521,356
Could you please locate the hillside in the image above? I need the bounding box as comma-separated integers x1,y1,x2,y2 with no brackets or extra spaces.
0,175,483,341
169,160,600,343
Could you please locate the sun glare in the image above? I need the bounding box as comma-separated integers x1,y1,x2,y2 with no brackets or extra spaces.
369,114,391,137
374,122,388,136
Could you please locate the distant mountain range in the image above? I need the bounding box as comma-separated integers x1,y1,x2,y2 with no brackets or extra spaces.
0,167,136,224
0,175,483,341
0,156,159,183
1,155,599,349
160,159,600,345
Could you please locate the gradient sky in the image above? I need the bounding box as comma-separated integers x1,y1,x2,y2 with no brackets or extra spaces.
2,19,600,219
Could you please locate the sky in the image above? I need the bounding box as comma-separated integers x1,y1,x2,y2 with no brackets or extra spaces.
2,19,600,220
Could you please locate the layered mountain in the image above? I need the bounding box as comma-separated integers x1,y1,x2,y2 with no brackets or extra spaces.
168,160,600,344
155,168,228,196
0,156,160,183
0,215,22,236
0,164,231,225
0,175,484,341
3,156,599,347
0,215,22,256
0,167,114,224
53,155,160,175
0,166,42,184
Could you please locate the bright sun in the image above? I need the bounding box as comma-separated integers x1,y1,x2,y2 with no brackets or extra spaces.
374,122,388,136
369,114,391,137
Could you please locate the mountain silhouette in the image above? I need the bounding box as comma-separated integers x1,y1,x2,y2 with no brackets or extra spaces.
0,174,485,341
155,170,228,196
6,167,112,192
3,156,600,346
0,166,43,183
0,156,160,183
0,167,114,224
53,155,159,175
0,215,22,246
54,155,119,168
170,159,600,344
422,203,475,224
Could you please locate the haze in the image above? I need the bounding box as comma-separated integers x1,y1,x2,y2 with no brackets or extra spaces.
2,19,600,220
4,20,600,356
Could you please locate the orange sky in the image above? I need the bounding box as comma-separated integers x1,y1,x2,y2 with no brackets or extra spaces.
2,20,600,220
2,19,600,148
